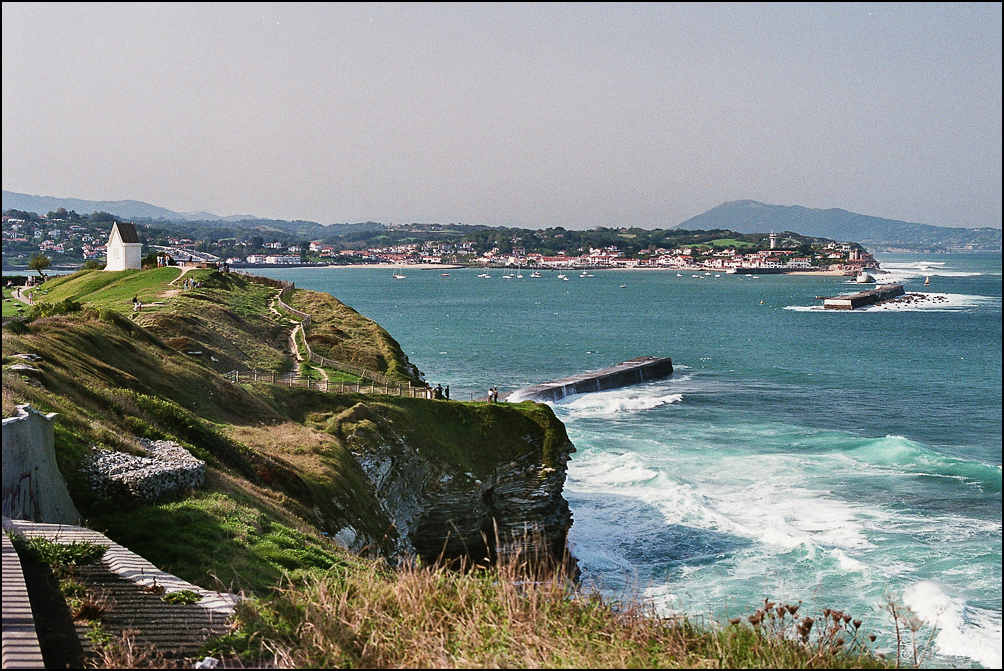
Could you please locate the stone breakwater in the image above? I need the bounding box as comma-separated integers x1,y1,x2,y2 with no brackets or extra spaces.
85,439,205,503
506,356,674,403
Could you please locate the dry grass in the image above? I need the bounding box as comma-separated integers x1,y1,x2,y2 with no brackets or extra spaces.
220,533,892,670
72,589,116,621
88,629,177,669
221,421,340,479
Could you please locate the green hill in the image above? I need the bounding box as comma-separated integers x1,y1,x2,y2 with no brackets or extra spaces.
3,267,569,581
677,200,1001,251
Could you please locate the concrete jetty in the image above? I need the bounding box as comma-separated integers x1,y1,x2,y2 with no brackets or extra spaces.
507,356,674,403
823,284,905,309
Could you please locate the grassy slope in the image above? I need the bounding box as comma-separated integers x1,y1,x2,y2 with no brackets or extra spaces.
1,267,558,593
289,288,421,383
3,268,896,668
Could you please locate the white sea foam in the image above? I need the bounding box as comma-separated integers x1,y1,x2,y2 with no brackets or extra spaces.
902,581,1003,669
552,386,683,418
877,260,985,281
785,292,996,312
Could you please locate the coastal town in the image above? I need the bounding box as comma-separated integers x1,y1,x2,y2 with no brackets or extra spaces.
2,210,878,275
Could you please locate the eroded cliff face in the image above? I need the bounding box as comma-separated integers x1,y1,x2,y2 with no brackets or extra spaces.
323,399,575,569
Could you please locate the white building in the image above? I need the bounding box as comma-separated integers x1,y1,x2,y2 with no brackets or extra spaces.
105,222,143,271
265,255,301,265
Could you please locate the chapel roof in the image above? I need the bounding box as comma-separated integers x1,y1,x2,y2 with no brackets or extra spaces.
112,222,140,243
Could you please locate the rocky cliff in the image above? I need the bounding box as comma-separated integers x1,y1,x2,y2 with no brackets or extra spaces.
318,397,576,570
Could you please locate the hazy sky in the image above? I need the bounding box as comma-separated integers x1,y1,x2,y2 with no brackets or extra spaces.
3,3,1001,229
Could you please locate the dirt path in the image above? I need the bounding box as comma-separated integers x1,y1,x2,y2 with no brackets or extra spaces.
151,265,200,298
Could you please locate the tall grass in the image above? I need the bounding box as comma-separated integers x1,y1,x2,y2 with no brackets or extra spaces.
219,533,891,669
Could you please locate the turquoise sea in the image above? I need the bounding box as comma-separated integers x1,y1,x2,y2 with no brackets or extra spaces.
253,252,1002,668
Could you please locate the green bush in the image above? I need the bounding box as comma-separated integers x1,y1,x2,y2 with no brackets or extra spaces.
4,319,29,334
11,535,107,568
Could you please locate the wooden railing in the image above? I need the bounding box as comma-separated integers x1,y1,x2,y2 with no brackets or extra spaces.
222,369,433,397
219,280,423,395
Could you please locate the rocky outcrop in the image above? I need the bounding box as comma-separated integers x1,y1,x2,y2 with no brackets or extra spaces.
329,400,575,570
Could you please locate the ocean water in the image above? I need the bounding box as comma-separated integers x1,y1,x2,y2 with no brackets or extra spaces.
253,252,1002,668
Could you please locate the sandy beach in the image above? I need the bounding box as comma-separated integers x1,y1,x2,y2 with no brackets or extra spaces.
284,263,852,275
300,263,463,270
784,268,852,276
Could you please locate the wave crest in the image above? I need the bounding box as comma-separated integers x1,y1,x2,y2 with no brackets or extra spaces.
553,389,683,418
847,435,1002,492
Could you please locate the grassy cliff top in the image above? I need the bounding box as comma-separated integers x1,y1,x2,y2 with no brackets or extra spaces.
2,266,563,592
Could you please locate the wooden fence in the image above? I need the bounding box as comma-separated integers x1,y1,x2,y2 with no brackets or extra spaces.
222,369,433,397
219,281,426,396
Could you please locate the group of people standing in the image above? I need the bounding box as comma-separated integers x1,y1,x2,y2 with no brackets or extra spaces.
427,384,503,403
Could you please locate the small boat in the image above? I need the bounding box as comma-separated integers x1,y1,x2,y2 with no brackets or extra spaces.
441,273,450,277
924,276,930,286
530,271,542,278
557,273,568,281
392,272,405,279
676,273,683,277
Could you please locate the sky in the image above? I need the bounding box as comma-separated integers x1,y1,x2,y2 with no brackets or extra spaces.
3,2,1001,230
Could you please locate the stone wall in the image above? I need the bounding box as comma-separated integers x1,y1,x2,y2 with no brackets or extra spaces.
2,404,81,525
507,356,674,403
85,439,205,503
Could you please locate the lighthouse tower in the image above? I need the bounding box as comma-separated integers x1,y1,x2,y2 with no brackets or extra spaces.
769,231,778,249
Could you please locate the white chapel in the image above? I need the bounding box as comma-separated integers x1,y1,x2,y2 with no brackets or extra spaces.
105,222,143,271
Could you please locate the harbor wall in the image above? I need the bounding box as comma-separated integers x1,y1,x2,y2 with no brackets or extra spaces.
824,284,905,309
507,356,674,403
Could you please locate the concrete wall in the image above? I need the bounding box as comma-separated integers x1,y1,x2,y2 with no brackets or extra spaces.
824,284,905,309
508,356,674,403
1,405,81,525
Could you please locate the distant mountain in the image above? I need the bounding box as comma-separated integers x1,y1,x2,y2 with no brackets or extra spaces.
676,200,1001,251
0,190,386,241
0,190,229,222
